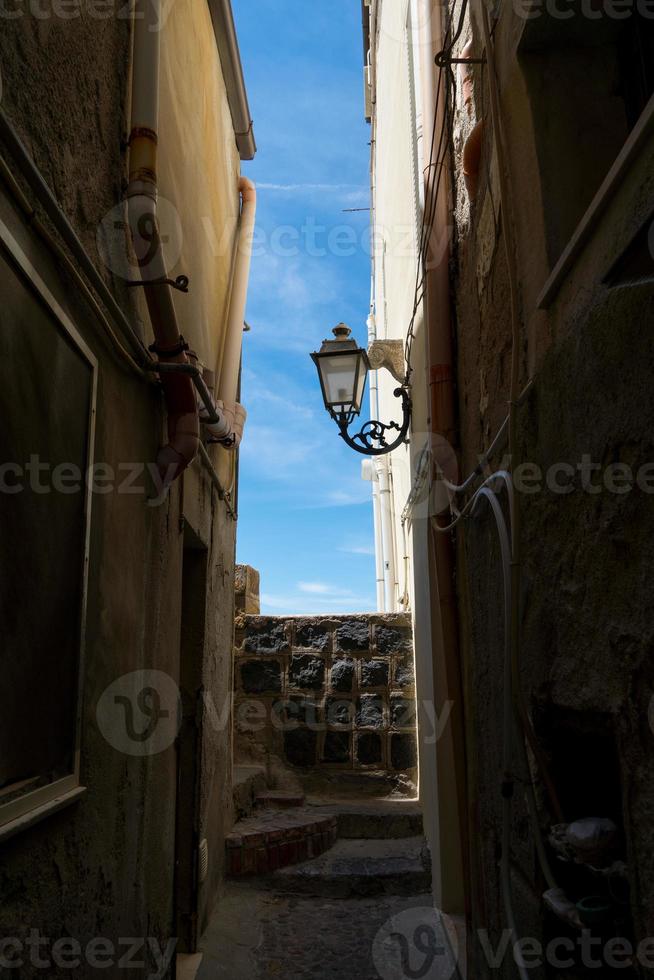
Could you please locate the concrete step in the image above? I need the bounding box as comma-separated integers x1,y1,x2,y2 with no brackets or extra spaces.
255,790,305,809
226,807,338,877
307,800,423,839
265,836,432,898
232,765,268,820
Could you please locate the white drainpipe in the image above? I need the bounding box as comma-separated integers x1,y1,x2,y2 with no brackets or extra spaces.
367,313,386,612
366,33,393,614
208,177,257,445
372,476,386,611
376,457,398,613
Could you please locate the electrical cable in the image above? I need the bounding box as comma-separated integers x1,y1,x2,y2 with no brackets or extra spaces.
403,1,469,383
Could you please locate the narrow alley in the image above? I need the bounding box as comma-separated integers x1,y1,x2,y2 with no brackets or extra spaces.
1,0,654,979
196,801,455,980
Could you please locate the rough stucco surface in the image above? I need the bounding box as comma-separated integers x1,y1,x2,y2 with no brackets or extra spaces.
0,10,136,317
0,7,240,971
159,0,240,374
449,4,654,976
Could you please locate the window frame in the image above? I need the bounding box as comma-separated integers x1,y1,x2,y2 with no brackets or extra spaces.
537,92,654,309
0,215,96,839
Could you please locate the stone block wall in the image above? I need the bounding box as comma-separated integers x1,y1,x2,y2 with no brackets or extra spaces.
233,613,418,786
235,564,261,615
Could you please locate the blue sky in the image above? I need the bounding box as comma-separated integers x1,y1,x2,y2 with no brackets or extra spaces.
232,0,377,616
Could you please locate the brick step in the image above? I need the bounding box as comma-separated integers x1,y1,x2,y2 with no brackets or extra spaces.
262,836,432,898
226,808,338,877
255,791,306,809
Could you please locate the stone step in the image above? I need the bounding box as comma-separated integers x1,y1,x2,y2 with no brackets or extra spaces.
264,836,432,898
226,807,338,877
255,790,305,809
307,800,423,839
232,765,268,820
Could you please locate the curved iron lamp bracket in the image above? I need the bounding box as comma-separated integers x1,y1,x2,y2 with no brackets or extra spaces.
333,386,412,457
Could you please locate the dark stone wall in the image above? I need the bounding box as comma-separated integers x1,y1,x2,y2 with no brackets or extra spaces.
449,3,654,976
233,614,418,787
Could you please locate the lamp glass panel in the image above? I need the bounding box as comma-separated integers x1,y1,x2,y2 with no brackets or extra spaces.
353,362,368,414
319,352,361,407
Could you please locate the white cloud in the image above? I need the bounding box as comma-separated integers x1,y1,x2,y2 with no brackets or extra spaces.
257,182,368,197
240,424,318,480
242,367,314,421
339,543,375,557
296,581,363,598
260,590,376,616
296,486,372,509
298,582,332,595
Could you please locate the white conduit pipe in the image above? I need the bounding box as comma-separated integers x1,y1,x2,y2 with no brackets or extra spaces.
471,487,530,980
372,481,386,611
376,459,398,613
367,311,386,611
207,177,257,446
464,481,557,980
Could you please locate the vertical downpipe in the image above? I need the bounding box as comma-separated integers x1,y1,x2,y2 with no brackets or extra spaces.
418,0,468,915
128,0,199,481
368,311,387,612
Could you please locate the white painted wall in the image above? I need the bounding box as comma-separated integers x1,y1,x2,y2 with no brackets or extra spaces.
364,0,464,911
366,0,423,615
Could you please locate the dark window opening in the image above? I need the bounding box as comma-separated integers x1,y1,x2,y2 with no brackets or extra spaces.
618,17,654,129
0,241,94,824
519,10,654,264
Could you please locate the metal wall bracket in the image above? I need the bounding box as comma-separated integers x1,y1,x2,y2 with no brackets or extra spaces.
435,53,485,68
144,361,222,427
127,274,190,293
334,387,412,457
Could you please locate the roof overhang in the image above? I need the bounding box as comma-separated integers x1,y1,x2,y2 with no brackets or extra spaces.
207,0,257,160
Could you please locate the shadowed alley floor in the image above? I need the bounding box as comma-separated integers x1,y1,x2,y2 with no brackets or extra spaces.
196,883,460,980
185,799,463,980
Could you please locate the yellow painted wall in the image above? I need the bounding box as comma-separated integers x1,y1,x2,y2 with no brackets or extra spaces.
158,0,241,375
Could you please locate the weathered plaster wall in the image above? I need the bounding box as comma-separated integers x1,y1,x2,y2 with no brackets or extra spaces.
0,188,239,971
233,614,418,795
0,1,242,969
366,0,449,898
370,0,424,617
159,0,241,375
0,184,182,977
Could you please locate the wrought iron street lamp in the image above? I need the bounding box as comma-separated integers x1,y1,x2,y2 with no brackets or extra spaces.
311,324,411,456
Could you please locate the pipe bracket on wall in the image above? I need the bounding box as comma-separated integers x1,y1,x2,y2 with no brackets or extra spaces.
144,361,223,427
127,274,190,293
435,53,485,67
